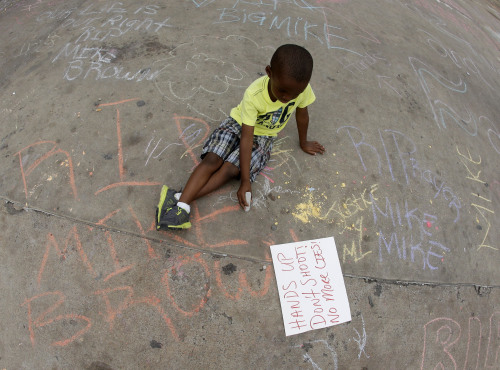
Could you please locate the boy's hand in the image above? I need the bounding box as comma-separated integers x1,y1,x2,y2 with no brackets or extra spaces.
237,180,252,210
300,140,325,155
296,107,325,156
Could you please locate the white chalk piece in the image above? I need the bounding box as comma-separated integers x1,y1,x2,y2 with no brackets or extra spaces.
245,192,251,212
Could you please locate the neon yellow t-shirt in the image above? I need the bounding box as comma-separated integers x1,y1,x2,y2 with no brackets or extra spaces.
230,76,316,137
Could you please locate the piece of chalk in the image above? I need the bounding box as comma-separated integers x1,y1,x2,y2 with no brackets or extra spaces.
245,192,251,212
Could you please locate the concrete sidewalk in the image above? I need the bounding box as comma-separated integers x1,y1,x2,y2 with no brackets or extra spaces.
0,0,499,368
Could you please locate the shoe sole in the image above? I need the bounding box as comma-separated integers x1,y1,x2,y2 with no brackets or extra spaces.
167,222,192,229
155,208,161,230
157,185,169,225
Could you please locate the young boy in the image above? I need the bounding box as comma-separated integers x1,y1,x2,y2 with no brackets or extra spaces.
156,44,325,229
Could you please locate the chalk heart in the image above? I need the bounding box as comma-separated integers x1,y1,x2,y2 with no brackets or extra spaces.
192,0,214,7
488,128,500,155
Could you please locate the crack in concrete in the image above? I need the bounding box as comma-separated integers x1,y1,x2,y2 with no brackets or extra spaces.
2,195,499,290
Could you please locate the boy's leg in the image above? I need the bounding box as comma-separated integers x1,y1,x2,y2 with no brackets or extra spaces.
160,159,239,229
160,117,246,229
185,161,240,200
158,153,224,229
178,152,224,204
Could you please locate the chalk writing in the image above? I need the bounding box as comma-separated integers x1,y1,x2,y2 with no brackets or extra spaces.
342,216,371,263
482,116,500,156
338,52,389,76
409,56,477,135
377,75,402,97
37,3,163,26
292,314,370,369
11,98,274,266
292,186,375,265
406,0,500,51
293,184,378,226
206,0,380,57
15,32,60,57
53,42,166,82
337,125,461,222
192,0,215,8
162,253,211,317
75,16,172,43
456,145,497,251
93,98,161,195
153,35,261,122
93,285,178,340
3,0,67,24
417,29,496,91
144,117,209,166
22,198,281,347
16,141,78,201
294,339,338,370
35,2,175,81
421,312,500,369
371,195,449,270
408,28,500,157
22,291,92,347
353,314,369,359
215,8,325,46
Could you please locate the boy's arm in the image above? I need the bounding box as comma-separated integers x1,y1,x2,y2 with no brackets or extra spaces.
296,106,325,155
237,123,254,209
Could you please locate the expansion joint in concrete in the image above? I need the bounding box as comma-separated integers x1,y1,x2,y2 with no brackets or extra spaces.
2,196,499,291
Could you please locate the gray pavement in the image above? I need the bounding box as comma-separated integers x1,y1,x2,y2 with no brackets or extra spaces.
0,0,499,368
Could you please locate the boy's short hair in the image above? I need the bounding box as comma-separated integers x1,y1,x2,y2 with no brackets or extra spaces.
270,44,313,82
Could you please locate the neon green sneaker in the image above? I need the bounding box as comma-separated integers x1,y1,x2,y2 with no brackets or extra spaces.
156,185,178,229
160,205,191,229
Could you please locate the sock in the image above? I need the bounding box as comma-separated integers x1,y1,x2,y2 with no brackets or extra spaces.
174,192,181,201
177,201,190,214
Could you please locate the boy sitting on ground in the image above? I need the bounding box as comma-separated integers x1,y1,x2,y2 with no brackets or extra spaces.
157,44,325,229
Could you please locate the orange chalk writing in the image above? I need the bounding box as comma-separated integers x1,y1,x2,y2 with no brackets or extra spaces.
94,286,179,341
37,226,95,288
94,99,160,195
16,141,78,200
163,253,211,317
21,291,92,347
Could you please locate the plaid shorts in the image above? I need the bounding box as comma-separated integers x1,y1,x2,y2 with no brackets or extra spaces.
201,117,275,182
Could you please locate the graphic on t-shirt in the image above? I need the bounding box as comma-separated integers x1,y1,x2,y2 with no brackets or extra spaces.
256,102,295,131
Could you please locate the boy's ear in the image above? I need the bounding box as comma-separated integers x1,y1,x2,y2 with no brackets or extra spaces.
265,65,272,77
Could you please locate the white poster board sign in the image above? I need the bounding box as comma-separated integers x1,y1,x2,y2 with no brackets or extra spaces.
270,237,351,336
